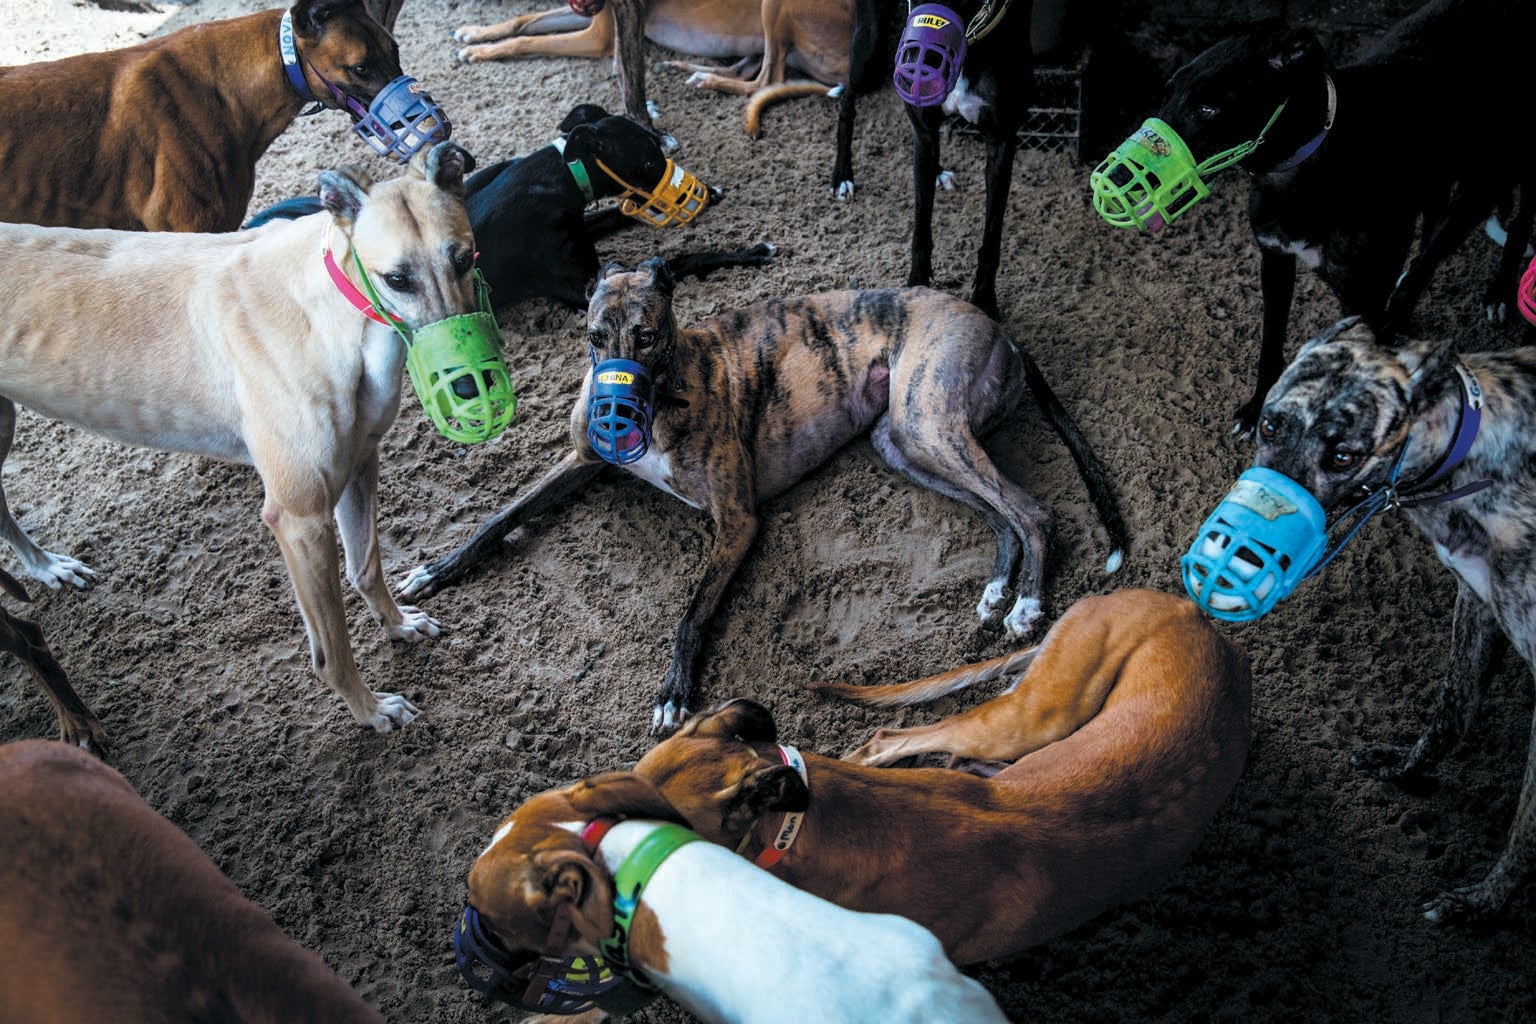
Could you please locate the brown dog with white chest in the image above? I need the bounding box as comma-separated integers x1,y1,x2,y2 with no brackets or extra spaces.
633,588,1252,964
0,0,403,232
0,739,383,1023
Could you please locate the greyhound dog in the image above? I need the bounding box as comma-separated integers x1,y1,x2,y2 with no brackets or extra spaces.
0,570,104,755
1126,0,1534,434
458,772,1008,1023
841,0,1037,320
0,0,415,232
0,740,384,1023
1252,315,1536,923
246,104,774,311
633,589,1252,964
0,143,489,735
452,0,853,138
401,258,1127,728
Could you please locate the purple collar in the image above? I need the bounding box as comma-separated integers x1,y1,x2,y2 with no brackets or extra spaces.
1268,74,1335,173
1409,362,1485,496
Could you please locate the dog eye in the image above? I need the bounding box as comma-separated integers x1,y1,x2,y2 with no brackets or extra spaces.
1197,103,1220,120
383,271,412,292
632,328,656,348
1258,418,1277,440
1328,449,1357,470
453,250,475,274
352,64,371,78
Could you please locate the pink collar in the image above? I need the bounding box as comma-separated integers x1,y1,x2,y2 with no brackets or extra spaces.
751,745,807,870
322,225,399,327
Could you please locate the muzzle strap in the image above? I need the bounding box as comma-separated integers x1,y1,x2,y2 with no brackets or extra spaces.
278,10,326,116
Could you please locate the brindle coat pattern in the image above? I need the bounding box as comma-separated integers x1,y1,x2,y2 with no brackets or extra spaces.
1255,316,1536,922
402,259,1127,729
0,0,402,232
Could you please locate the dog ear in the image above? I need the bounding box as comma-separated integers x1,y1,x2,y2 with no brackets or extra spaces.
318,166,374,229
419,141,477,196
291,0,361,36
1293,315,1370,362
1265,27,1326,73
716,762,810,836
559,105,612,134
641,256,676,297
564,771,691,826
524,848,618,944
682,699,778,743
1399,336,1459,396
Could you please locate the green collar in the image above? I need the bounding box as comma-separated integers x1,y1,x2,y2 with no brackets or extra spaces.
551,136,596,203
592,821,701,987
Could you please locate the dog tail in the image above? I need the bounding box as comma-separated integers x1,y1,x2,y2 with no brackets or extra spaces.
744,82,835,140
241,196,324,230
1020,351,1129,573
805,646,1040,707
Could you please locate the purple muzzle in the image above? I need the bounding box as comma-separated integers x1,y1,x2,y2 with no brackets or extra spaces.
893,4,967,107
332,75,453,163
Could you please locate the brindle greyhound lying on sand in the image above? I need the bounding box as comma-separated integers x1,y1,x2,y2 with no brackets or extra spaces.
401,258,1128,728
0,143,487,735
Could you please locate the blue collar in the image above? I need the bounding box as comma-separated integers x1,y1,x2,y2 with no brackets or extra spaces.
279,10,326,116
1268,74,1336,172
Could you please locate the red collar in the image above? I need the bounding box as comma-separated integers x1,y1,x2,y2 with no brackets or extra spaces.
751,745,807,870
581,816,619,852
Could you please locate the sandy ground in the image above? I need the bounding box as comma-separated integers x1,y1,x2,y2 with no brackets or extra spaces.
2,0,1534,1021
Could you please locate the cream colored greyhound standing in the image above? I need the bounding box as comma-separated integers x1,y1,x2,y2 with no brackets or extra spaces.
0,143,481,735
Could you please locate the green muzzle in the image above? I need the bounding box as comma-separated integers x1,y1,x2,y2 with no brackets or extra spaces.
355,257,517,444
1090,105,1284,233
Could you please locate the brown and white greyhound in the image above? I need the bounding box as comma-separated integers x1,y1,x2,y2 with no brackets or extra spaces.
632,588,1253,964
0,143,484,734
0,0,407,232
402,258,1127,729
452,0,853,138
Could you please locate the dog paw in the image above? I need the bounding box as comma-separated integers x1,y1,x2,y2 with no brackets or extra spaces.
1422,880,1506,926
833,180,855,201
647,100,664,122
453,24,496,44
650,699,690,734
388,605,441,644
1002,596,1043,640
396,565,437,601
366,692,420,733
31,552,97,590
936,169,958,192
974,579,1010,625
1348,744,1413,775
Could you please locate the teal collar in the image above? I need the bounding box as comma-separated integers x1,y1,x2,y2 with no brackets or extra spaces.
583,819,702,987
551,136,597,203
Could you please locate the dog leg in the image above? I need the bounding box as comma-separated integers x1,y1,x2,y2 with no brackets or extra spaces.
1349,585,1503,782
455,8,590,46
0,591,107,755
1236,248,1301,435
664,243,777,282
609,0,655,126
831,0,879,199
335,448,440,643
0,398,96,590
905,107,944,288
653,508,760,732
457,8,614,63
263,493,416,733
969,131,1021,320
398,453,602,600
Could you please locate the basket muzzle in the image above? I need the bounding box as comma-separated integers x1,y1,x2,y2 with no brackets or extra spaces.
893,4,967,107
1182,467,1328,622
586,358,654,465
1091,107,1284,232
454,905,627,1015
335,74,453,163
569,0,606,14
596,158,710,228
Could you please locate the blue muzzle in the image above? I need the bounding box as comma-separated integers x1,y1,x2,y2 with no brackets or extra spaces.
454,905,631,1015
340,75,453,163
586,358,655,465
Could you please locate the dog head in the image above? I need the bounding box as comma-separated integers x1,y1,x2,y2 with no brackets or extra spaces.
1158,21,1328,172
319,141,479,330
289,0,404,110
466,772,690,959
1254,317,1460,509
563,117,717,226
633,699,811,846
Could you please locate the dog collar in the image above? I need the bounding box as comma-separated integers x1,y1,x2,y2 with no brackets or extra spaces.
278,10,326,116
585,820,702,987
735,745,808,870
551,136,597,204
1267,74,1336,173
322,225,402,328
